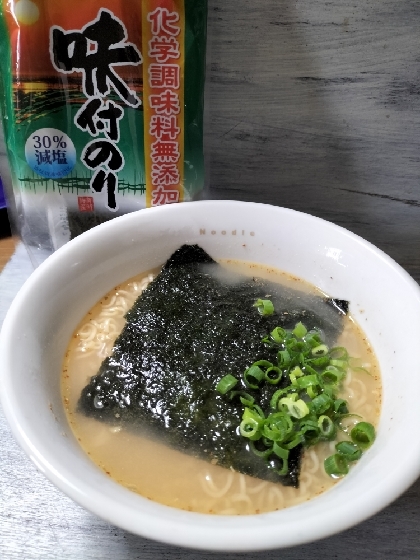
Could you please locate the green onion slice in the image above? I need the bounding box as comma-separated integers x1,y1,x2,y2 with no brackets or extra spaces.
244,364,265,389
335,441,362,461
293,322,307,338
324,454,349,477
329,346,349,360
330,359,347,369
350,422,376,450
228,390,255,407
278,349,291,366
284,434,304,449
243,407,264,425
249,441,272,459
216,374,238,395
253,298,274,316
262,412,293,442
318,415,336,439
271,326,286,343
252,404,266,419
300,419,320,440
352,366,372,377
311,344,329,356
279,397,309,419
272,443,289,476
306,385,319,399
270,387,294,410
239,392,255,407
253,360,273,368
295,374,318,389
240,407,264,440
239,418,261,440
308,356,330,368
289,366,304,386
304,331,323,348
264,366,283,385
311,393,333,415
321,366,344,385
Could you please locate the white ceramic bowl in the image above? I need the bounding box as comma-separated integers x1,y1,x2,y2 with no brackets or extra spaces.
1,200,420,551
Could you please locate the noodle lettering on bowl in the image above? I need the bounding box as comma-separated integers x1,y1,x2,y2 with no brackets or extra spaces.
1,201,420,551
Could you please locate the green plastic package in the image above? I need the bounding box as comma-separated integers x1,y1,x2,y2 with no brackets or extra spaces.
0,0,207,261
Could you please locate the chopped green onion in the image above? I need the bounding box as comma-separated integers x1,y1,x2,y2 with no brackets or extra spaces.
293,322,307,338
249,441,272,459
271,326,286,343
318,415,336,439
335,441,362,461
311,393,333,415
264,366,283,384
239,418,261,440
243,407,264,424
351,366,372,377
284,434,304,449
240,407,264,440
277,349,291,366
272,443,289,476
321,366,344,385
215,320,373,481
295,374,318,390
308,356,330,368
329,347,349,360
262,412,293,442
262,436,273,447
216,374,238,395
306,385,319,399
279,397,309,419
244,364,265,389
253,298,274,316
334,399,348,414
330,359,347,369
311,344,329,356
302,364,319,376
289,365,304,385
228,390,255,407
270,387,293,410
239,393,255,407
300,419,320,441
350,422,376,450
253,360,273,368
324,454,349,477
252,404,266,419
304,331,322,348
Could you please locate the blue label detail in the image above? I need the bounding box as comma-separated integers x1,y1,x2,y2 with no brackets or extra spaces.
25,128,76,179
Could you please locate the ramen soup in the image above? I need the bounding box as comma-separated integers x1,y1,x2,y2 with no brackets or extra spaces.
62,246,381,515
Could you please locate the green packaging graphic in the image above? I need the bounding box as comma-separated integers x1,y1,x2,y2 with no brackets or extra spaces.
0,0,207,260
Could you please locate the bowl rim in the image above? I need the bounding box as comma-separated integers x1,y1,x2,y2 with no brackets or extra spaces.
2,200,420,551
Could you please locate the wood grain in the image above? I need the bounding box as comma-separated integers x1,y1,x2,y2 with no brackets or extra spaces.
206,0,420,281
0,236,18,271
1,0,420,558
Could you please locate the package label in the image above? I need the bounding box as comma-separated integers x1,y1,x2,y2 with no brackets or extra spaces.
0,0,207,248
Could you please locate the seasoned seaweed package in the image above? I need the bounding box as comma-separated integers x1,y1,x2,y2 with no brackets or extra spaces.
0,0,207,262
80,245,348,488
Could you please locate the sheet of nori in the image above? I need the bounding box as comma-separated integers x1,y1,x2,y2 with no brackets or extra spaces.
79,245,347,487
67,211,119,239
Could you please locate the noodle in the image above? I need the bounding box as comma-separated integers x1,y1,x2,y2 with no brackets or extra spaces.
62,262,382,515
305,449,320,475
199,471,234,498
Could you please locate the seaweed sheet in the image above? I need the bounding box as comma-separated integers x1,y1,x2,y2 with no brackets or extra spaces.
79,245,347,487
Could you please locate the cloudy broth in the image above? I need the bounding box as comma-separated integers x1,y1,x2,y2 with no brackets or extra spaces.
62,261,381,515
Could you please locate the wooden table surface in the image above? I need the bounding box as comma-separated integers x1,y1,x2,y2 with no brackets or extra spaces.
0,237,17,272
1,0,420,558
